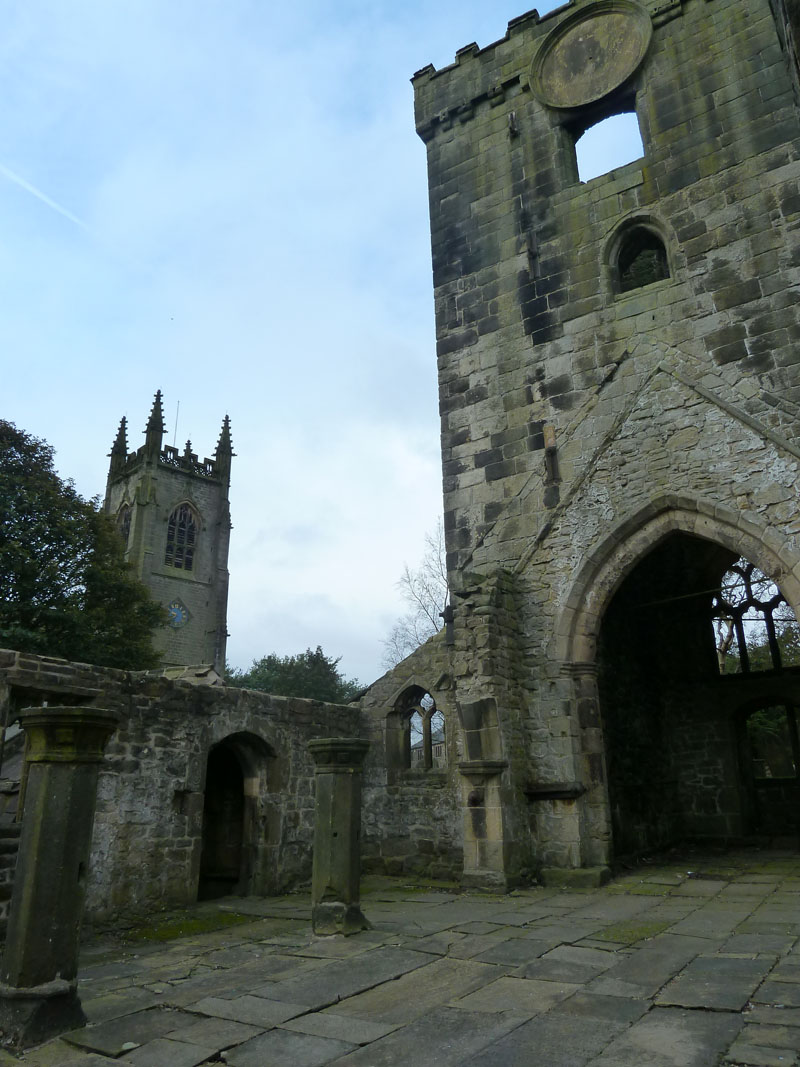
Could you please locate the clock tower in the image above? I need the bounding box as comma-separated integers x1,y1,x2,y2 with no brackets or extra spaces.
104,392,233,673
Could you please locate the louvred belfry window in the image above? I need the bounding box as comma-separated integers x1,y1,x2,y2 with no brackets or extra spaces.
165,504,197,571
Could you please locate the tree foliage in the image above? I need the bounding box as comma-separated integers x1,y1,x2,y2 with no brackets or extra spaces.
0,420,166,668
382,521,449,669
230,645,362,702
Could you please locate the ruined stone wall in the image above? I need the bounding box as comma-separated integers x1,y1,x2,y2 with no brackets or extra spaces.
414,0,800,870
359,634,463,879
0,650,360,922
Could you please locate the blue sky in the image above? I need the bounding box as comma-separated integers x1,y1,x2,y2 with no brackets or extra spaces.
1,0,641,683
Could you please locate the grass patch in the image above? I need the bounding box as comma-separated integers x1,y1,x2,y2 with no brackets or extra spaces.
125,910,254,943
623,882,673,896
594,919,669,944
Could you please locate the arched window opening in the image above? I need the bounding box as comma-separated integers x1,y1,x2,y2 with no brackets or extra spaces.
165,503,198,571
388,687,447,773
617,228,670,292
117,504,131,547
712,559,800,674
746,705,800,781
575,111,644,183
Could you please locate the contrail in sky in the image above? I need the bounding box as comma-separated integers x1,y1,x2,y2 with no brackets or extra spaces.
0,162,89,231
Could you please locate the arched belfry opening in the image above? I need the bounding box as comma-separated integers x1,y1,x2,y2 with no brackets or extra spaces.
595,531,800,858
197,733,274,901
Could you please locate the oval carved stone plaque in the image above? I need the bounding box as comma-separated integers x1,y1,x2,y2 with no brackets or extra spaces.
531,0,652,110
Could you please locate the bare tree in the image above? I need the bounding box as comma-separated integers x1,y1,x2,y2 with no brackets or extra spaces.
381,521,449,669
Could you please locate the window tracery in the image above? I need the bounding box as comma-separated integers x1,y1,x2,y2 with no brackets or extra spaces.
389,687,447,772
712,559,800,673
117,504,131,546
165,503,198,571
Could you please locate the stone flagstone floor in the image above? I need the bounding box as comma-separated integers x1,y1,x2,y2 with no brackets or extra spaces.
6,847,800,1066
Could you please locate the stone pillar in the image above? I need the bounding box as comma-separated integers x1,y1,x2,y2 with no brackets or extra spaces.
0,706,119,1048
308,737,370,936
458,759,509,890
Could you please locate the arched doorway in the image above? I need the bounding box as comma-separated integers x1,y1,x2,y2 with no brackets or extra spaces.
595,531,800,857
197,733,275,901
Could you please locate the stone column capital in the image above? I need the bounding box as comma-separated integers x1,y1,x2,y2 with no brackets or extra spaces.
308,737,369,772
16,707,120,764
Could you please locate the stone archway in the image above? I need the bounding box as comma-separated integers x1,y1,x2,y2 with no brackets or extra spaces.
197,732,274,901
553,498,800,864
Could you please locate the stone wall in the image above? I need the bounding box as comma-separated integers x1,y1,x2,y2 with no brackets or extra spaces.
0,650,360,923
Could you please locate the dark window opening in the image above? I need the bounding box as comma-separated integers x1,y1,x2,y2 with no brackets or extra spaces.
575,111,644,182
618,229,670,292
165,503,197,571
117,504,131,546
746,704,800,780
712,559,800,674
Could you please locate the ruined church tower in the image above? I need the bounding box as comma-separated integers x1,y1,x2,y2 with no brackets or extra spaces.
360,0,800,889
104,392,232,673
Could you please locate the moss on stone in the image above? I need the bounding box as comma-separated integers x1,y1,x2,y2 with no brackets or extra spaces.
125,910,253,943
594,918,670,944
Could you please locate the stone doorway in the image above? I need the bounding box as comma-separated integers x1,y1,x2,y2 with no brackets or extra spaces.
198,743,245,900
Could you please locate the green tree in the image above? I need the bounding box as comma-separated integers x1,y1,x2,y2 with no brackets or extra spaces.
0,420,166,668
232,646,362,702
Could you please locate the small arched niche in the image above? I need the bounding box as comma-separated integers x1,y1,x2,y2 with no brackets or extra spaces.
615,226,670,293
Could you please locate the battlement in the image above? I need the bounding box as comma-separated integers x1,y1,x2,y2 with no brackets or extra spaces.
111,442,224,482
413,0,697,139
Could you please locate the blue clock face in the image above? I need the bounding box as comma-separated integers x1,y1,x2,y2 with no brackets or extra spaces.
167,599,189,628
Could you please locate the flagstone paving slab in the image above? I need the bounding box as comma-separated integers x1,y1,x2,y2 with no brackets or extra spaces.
460,1008,628,1066
251,946,432,1008
587,1005,743,1066
281,1010,398,1044
517,944,621,983
224,1028,356,1067
453,974,580,1015
588,934,714,999
324,1006,528,1067
120,1037,217,1066
473,936,557,966
550,990,649,1025
63,1008,197,1056
756,982,800,1008
165,1014,263,1046
333,957,505,1024
190,994,307,1026
657,954,776,1010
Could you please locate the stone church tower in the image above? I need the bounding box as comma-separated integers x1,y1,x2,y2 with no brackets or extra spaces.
360,0,800,888
104,392,232,673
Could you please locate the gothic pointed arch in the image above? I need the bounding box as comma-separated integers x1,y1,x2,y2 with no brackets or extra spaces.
553,496,800,668
165,501,200,572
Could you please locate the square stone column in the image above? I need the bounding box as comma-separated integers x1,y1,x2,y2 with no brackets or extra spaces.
308,738,370,936
458,760,509,890
0,706,119,1048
